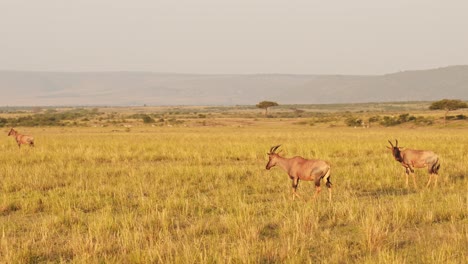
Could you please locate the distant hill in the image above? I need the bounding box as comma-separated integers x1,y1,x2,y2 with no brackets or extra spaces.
1,66,467,106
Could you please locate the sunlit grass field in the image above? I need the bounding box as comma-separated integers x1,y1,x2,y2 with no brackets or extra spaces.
1,125,467,263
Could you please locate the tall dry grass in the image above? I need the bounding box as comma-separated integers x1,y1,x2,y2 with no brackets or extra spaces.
0,126,466,263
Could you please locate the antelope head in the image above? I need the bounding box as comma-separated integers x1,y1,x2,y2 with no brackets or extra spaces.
266,145,282,170
387,139,403,162
7,128,16,137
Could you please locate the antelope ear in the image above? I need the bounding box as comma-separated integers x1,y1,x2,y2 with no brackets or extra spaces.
386,146,392,149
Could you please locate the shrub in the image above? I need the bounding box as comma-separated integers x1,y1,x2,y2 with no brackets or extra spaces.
0,118,7,127
380,114,431,127
380,116,400,127
345,117,362,127
413,116,434,125
447,114,466,120
368,116,380,123
142,115,155,123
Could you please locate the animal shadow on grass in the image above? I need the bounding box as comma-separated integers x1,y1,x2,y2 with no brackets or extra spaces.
357,186,416,198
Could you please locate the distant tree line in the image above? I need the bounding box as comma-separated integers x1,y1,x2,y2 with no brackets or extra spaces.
0,108,100,127
345,113,437,127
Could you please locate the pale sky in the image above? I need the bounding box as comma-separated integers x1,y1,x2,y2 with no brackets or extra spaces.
1,0,467,75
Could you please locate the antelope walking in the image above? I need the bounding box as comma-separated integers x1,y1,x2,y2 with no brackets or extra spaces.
265,145,332,201
387,140,440,188
8,128,35,148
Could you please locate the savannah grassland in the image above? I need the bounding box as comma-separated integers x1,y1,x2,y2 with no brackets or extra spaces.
0,104,467,263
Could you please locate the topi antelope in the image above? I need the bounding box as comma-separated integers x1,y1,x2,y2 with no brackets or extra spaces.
8,128,35,148
265,145,332,201
387,139,440,188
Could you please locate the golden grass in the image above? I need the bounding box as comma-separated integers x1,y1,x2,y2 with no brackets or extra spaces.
0,125,467,263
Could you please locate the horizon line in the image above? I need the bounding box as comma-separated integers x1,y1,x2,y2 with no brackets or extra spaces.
1,65,467,76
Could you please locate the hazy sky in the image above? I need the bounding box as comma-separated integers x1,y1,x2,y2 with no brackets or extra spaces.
1,0,467,75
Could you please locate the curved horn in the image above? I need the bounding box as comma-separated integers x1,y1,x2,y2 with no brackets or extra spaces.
395,139,398,147
388,140,394,147
273,145,281,152
270,145,281,153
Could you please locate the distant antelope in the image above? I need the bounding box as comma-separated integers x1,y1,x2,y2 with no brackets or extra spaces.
265,145,332,201
8,128,34,148
387,140,440,188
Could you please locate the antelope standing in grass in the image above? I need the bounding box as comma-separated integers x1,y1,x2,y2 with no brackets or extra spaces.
265,145,332,201
8,128,35,148
387,140,440,188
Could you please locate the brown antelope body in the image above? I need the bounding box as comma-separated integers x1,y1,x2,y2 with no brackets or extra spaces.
8,128,34,148
388,140,440,188
265,145,332,201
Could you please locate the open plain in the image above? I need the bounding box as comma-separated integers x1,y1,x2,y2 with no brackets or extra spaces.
0,105,467,263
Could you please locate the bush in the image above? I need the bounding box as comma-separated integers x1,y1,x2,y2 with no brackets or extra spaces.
368,116,380,123
397,113,416,123
447,114,466,120
345,117,362,127
142,115,155,123
380,116,400,127
0,118,7,127
413,116,434,125
380,114,430,127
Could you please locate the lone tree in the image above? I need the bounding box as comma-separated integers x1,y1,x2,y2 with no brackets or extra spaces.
429,99,468,126
256,101,279,116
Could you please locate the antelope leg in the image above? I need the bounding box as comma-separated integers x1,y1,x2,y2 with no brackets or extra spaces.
292,178,301,200
293,192,301,200
404,169,409,188
426,174,433,188
411,172,418,189
313,186,321,200
292,189,301,200
433,174,438,187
